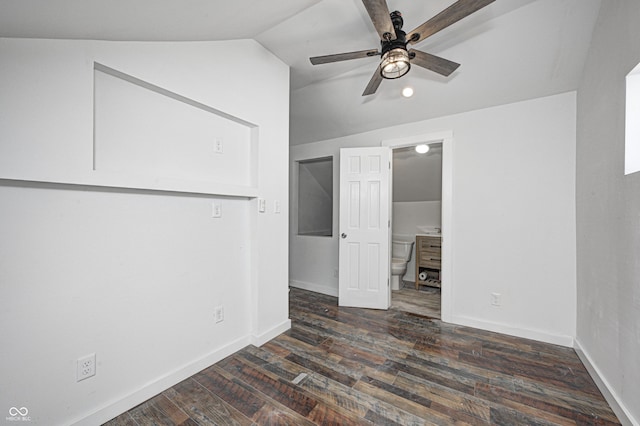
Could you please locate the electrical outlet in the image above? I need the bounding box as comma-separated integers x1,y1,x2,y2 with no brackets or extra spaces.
491,292,502,306
212,202,222,218
215,306,224,323
214,138,224,154
77,353,96,382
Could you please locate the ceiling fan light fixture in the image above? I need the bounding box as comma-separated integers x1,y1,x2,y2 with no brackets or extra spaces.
309,1,496,96
380,47,411,79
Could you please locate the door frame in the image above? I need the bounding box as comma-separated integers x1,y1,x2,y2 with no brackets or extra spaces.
381,131,453,323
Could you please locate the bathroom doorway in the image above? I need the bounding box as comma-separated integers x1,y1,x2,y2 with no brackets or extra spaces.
390,142,443,318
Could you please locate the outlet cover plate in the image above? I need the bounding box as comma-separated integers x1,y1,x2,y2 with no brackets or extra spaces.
212,202,222,218
491,292,502,306
214,138,224,154
215,306,224,323
77,353,96,382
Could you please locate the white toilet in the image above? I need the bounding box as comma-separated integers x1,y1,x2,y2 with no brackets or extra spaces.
391,240,414,291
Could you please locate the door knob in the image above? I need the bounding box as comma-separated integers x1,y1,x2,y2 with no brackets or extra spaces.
341,233,347,239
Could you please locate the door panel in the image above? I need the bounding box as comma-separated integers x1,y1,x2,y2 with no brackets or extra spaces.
338,147,390,309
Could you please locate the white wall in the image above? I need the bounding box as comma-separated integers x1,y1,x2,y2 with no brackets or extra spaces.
0,38,290,425
575,1,640,424
392,147,442,202
290,91,576,346
393,201,442,235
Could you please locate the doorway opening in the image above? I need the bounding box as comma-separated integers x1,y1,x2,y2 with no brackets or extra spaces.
390,143,443,318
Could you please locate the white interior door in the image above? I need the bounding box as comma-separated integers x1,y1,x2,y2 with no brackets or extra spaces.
338,147,391,309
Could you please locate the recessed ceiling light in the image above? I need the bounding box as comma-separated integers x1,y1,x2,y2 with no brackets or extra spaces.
415,144,429,154
402,87,414,98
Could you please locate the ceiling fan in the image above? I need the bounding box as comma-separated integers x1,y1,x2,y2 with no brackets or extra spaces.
309,0,495,96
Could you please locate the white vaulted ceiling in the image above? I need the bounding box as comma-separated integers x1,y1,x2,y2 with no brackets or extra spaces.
0,0,602,145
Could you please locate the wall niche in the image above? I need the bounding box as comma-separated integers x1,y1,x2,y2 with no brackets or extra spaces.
93,63,257,194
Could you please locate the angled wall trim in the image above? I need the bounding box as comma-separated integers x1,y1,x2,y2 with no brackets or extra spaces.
93,62,257,128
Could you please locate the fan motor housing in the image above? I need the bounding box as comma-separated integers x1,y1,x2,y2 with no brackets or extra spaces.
390,10,404,30
381,11,408,55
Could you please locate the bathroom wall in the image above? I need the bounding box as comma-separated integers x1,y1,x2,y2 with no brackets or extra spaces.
575,0,640,423
393,201,442,282
393,201,442,234
0,38,290,425
290,91,577,347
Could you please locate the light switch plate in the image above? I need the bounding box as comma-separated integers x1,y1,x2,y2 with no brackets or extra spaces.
258,198,266,213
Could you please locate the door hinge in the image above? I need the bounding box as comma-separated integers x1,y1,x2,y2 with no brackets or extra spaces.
388,220,390,228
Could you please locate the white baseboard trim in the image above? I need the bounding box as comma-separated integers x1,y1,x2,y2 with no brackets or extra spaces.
71,335,251,426
574,339,638,426
290,279,338,297
251,318,292,347
451,315,574,347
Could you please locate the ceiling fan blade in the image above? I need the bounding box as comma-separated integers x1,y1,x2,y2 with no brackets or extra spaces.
362,65,383,96
407,0,495,45
361,0,396,41
310,49,380,65
410,49,460,77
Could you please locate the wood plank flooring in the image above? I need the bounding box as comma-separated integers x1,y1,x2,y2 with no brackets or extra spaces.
105,288,620,425
391,281,441,319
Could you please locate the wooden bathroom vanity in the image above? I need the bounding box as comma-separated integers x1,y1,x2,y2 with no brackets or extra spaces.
415,235,442,289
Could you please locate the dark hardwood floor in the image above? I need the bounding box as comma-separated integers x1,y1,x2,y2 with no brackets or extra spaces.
391,281,441,319
105,288,620,425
